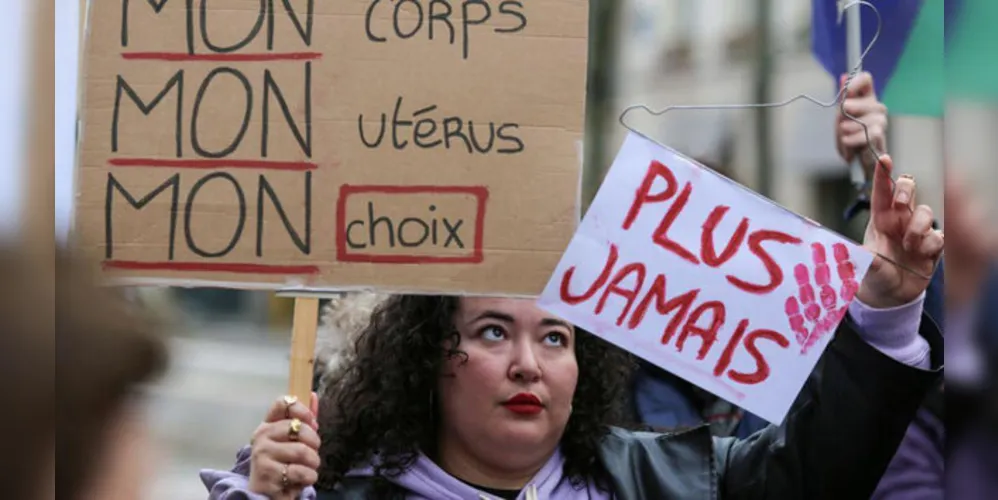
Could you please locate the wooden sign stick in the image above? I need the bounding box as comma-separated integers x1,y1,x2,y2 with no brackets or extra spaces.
288,297,320,403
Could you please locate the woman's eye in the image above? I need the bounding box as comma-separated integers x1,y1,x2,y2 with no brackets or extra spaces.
544,332,567,347
481,326,506,341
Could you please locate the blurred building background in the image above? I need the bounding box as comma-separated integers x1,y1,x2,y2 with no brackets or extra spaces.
51,0,996,498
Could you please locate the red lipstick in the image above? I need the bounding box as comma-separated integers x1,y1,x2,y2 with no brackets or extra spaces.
503,393,543,415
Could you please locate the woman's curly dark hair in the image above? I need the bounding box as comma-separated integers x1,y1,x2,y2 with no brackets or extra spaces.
316,295,636,490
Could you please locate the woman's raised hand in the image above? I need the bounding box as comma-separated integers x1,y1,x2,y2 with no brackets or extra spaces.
248,394,321,499
857,155,944,308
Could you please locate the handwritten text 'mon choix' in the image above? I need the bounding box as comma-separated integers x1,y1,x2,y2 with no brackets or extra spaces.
559,160,809,387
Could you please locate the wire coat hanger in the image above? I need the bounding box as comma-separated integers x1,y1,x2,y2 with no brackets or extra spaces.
616,1,937,281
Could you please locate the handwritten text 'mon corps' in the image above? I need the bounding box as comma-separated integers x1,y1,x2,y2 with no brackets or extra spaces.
559,160,808,387
365,0,527,60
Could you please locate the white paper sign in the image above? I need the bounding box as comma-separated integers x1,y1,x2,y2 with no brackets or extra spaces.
538,133,874,424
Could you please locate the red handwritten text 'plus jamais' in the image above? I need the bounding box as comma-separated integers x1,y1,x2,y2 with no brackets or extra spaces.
559,160,806,386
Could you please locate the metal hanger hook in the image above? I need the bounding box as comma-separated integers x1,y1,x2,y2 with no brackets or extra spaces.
616,1,938,281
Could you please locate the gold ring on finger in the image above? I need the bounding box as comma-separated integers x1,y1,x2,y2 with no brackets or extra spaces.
282,395,298,419
288,418,302,441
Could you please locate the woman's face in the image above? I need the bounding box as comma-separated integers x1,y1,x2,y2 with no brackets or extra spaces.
438,297,578,466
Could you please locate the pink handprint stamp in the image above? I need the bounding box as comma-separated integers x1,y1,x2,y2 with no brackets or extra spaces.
785,242,860,354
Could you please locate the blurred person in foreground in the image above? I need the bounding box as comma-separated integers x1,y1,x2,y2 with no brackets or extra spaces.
0,246,54,500
46,246,167,499
201,148,944,499
942,173,998,499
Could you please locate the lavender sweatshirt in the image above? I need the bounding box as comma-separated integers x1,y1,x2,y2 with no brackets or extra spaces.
201,295,931,500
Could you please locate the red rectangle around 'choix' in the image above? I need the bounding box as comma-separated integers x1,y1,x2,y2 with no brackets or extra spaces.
336,185,489,264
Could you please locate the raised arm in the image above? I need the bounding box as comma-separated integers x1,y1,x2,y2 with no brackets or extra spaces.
716,154,944,499
716,300,941,498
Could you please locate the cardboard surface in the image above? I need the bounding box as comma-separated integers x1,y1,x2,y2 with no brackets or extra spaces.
538,133,873,424
75,0,588,295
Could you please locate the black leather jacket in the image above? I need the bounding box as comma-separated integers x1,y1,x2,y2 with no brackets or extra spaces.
317,313,943,499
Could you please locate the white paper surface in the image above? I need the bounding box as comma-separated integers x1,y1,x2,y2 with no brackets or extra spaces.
539,133,874,424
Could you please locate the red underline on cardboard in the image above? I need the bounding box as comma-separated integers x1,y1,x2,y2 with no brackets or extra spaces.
109,158,317,171
121,52,323,62
336,254,485,265
103,260,319,275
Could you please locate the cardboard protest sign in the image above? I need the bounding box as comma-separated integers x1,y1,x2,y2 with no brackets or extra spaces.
74,0,588,296
538,133,874,424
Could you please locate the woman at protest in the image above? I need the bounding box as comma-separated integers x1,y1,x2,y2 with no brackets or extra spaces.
915,173,998,500
202,153,943,499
